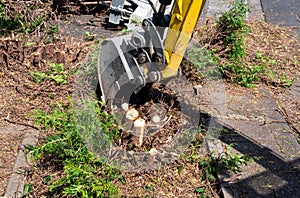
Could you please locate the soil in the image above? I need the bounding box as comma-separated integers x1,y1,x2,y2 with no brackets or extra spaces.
114,147,221,197
244,22,300,139
0,128,26,195
0,1,299,197
116,83,188,152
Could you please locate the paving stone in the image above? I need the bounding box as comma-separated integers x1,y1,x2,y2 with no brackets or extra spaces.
201,83,300,197
290,79,300,102
261,0,300,36
0,127,26,196
247,0,264,21
4,128,39,198
218,125,300,197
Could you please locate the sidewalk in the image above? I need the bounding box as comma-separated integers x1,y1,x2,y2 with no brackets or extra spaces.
198,0,300,197
261,0,300,36
201,82,300,197
199,0,264,23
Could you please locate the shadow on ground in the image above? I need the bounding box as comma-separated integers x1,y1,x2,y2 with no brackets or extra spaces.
203,115,300,197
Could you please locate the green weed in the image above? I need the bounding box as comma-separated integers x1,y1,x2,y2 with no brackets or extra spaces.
187,47,220,78
44,24,59,44
196,1,257,86
195,187,207,194
253,52,295,87
23,184,33,197
0,1,46,35
220,61,265,87
85,31,96,41
214,1,257,86
30,63,68,85
144,183,154,192
0,2,22,34
48,24,59,34
198,144,253,181
27,101,121,197
217,1,249,60
278,75,295,87
29,71,47,83
27,16,45,33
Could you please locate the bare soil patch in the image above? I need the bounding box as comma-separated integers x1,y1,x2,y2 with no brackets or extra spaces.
0,128,25,195
114,148,221,197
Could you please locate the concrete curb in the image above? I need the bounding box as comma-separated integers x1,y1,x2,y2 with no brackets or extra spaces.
4,128,39,198
206,138,233,198
199,0,264,23
247,0,264,21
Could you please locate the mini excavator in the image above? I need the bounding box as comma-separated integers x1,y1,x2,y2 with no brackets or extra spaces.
98,0,206,106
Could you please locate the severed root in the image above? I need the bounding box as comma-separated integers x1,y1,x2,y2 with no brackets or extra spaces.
133,118,146,147
122,107,139,131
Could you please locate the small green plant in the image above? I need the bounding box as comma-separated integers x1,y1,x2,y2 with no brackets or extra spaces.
85,31,96,41
27,16,45,33
209,1,266,87
44,24,59,44
198,144,253,181
27,101,121,197
30,63,68,85
187,47,220,78
278,74,295,87
144,183,154,192
48,24,59,34
0,2,19,33
195,187,207,195
217,1,249,60
0,1,46,35
220,61,265,87
252,52,295,87
23,184,33,197
29,71,47,83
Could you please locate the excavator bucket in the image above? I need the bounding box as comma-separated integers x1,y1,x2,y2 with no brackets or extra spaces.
99,0,207,106
98,34,147,105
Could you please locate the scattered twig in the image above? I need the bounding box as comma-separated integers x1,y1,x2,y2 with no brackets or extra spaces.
276,106,300,135
4,118,39,130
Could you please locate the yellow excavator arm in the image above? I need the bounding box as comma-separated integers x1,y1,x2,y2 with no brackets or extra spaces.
163,0,206,79
98,0,206,103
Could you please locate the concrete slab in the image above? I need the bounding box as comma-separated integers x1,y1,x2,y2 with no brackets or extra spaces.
261,0,300,36
198,82,300,197
247,0,264,21
4,127,39,198
198,0,264,24
0,127,26,196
